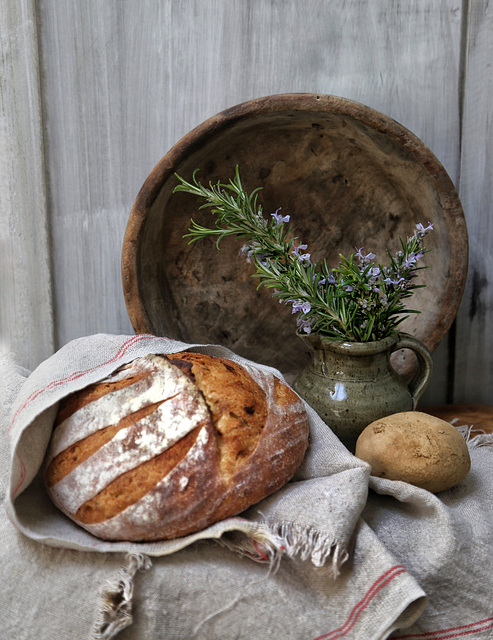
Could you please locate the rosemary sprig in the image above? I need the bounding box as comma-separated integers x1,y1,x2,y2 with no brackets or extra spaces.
173,167,433,342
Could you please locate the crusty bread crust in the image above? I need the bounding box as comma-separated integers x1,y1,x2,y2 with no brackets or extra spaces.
44,352,309,541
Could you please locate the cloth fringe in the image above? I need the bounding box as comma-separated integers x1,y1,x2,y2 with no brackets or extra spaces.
216,525,286,573
270,521,349,576
216,522,348,577
92,553,152,640
455,422,493,450
466,431,493,449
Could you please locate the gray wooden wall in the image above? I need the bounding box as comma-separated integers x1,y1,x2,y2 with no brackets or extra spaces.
1,0,491,406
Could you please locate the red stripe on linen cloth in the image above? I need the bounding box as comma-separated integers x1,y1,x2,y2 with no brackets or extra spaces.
311,565,407,640
392,618,493,639
8,334,161,432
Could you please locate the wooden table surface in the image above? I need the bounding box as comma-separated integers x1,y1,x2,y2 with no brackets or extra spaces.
423,403,493,436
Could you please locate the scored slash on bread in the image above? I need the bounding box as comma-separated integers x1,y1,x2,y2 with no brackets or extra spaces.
44,352,309,541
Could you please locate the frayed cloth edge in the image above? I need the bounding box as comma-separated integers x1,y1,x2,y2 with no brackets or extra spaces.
92,553,152,640
456,423,493,449
216,526,285,573
466,432,493,449
216,521,348,577
270,521,349,576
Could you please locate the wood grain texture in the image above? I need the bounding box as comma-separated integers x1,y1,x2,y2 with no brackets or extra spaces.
122,93,467,383
424,403,493,436
453,0,493,403
0,0,54,370
3,0,469,406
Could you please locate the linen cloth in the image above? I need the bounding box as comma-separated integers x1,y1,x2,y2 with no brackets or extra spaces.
0,333,491,639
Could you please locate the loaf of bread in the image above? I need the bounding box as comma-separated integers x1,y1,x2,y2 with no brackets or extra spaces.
44,351,309,541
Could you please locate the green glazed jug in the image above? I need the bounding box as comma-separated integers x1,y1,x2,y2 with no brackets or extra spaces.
293,332,433,452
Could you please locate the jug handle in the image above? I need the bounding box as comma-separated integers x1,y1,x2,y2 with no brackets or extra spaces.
392,333,434,409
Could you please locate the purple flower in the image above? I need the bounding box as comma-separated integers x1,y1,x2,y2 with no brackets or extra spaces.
291,242,308,258
314,273,335,285
291,300,311,315
291,241,311,264
356,247,376,263
415,222,434,241
297,318,312,334
368,267,381,279
271,208,290,225
403,250,424,269
340,277,354,292
384,276,405,288
402,253,418,268
239,244,254,263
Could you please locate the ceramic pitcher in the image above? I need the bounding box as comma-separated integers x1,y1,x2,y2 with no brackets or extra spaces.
293,332,433,452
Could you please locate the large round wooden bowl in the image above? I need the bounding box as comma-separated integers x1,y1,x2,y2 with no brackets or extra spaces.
122,93,468,379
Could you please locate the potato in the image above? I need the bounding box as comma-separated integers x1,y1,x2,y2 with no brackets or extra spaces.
355,411,471,493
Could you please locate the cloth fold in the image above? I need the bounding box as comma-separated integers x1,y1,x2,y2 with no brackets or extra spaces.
364,433,493,639
6,333,370,570
2,334,491,639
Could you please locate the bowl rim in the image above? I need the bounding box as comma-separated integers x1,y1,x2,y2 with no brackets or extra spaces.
121,92,468,348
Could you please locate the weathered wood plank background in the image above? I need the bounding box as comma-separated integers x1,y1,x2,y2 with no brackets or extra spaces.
1,0,491,406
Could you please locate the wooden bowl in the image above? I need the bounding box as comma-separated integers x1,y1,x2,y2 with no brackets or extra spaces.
122,93,468,378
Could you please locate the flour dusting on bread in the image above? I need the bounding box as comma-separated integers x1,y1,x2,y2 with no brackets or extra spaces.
44,352,309,541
